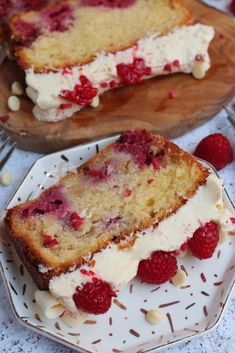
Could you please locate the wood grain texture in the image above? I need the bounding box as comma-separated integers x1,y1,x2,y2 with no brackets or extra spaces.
0,0,235,153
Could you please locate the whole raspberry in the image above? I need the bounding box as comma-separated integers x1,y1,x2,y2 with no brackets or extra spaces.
137,251,178,284
73,280,116,314
188,221,219,259
194,133,233,170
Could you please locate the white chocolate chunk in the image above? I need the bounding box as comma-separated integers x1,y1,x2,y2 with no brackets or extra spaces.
0,171,13,186
62,310,88,327
90,96,100,108
172,270,187,286
145,309,164,325
11,81,24,96
8,96,20,112
219,231,227,244
35,290,65,319
192,61,210,79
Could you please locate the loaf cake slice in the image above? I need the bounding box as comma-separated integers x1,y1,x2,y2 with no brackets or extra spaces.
9,0,193,71
5,130,208,290
6,0,214,122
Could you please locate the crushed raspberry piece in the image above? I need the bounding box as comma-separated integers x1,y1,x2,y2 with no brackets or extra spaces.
80,269,100,282
163,64,172,72
124,188,132,197
100,82,108,88
180,242,188,251
151,156,161,170
172,60,180,68
73,280,117,314
230,217,235,224
109,80,118,88
168,91,176,99
147,178,154,184
21,187,67,219
59,310,65,318
0,0,12,22
43,235,59,248
62,68,73,75
84,161,114,182
137,251,178,284
194,133,233,170
115,130,162,169
71,212,83,220
60,75,98,107
116,58,152,85
0,115,9,123
188,221,219,259
71,218,84,230
59,103,72,109
43,4,74,32
81,0,135,8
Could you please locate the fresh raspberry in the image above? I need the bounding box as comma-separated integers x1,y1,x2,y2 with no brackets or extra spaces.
194,133,233,170
73,280,116,314
137,251,178,284
188,221,219,259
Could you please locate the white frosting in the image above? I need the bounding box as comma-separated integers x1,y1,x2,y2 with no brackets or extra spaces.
46,174,234,314
26,24,215,122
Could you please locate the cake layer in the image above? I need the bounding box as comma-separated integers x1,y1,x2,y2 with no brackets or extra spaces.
25,23,214,122
5,131,208,290
36,173,234,325
9,0,193,71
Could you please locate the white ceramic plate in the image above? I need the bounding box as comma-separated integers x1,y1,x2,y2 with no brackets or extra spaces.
0,136,235,353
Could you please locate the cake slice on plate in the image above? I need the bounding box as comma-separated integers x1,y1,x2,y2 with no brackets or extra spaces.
7,0,215,122
5,130,234,326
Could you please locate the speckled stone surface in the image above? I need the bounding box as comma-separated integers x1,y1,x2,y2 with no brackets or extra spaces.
0,2,235,352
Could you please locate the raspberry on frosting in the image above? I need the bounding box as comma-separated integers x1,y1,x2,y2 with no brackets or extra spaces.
188,221,219,259
137,250,178,284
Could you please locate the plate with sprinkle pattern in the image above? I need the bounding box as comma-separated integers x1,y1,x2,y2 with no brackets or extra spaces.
0,135,235,353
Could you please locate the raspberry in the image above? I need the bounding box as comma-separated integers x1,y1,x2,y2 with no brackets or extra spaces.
194,133,233,170
137,251,178,284
188,221,219,259
116,58,151,85
73,280,116,314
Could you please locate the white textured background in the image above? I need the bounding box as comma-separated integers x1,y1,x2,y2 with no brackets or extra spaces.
0,1,235,352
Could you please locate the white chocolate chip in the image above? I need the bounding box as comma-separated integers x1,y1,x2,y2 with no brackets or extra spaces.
90,96,99,108
178,248,188,258
219,231,227,244
192,61,209,80
11,81,24,96
145,309,164,325
171,270,187,286
0,171,13,186
8,96,20,112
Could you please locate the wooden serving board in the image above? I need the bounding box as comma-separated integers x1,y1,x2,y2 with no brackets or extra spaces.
0,0,235,153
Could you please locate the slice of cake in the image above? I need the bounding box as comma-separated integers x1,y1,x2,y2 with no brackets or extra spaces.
5,130,234,326
7,0,215,122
